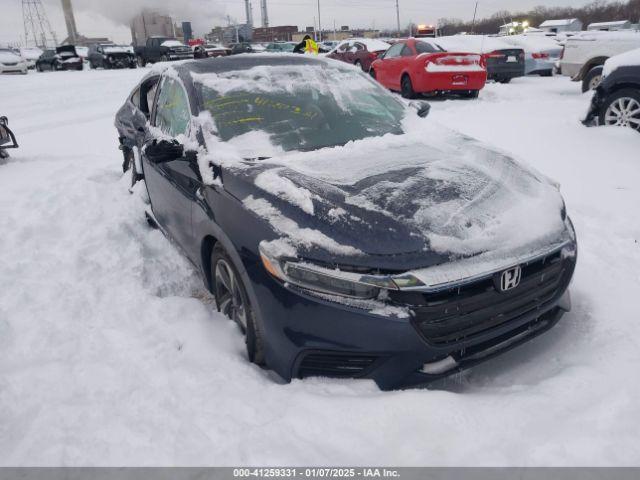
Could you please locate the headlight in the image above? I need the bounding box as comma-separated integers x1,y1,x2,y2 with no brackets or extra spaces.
259,241,424,299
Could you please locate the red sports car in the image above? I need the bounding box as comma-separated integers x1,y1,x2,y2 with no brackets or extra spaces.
370,38,488,98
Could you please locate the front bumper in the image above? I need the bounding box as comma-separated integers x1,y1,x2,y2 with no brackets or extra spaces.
487,62,525,81
248,243,577,390
583,89,604,126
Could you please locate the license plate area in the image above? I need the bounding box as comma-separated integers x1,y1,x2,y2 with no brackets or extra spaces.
452,74,468,86
507,56,517,63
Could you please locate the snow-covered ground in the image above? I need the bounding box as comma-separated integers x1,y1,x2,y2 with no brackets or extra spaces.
0,68,639,466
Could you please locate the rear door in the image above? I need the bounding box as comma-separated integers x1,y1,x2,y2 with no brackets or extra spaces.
143,76,200,251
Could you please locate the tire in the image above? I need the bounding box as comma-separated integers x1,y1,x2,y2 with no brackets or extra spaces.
540,70,553,77
137,56,146,67
461,90,479,99
499,77,512,84
401,74,416,99
211,246,265,365
582,66,604,93
598,88,640,132
36,64,42,72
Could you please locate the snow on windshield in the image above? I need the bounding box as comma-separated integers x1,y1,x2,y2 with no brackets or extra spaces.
191,63,405,154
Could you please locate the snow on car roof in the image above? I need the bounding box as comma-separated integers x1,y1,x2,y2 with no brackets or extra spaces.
338,38,391,52
569,30,640,42
435,35,517,53
603,47,640,76
500,35,562,52
161,40,185,47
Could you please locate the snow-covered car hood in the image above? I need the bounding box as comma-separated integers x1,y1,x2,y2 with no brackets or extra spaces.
0,52,23,64
603,47,640,76
224,123,570,268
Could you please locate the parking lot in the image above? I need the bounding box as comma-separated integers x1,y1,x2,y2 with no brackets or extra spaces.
0,67,639,465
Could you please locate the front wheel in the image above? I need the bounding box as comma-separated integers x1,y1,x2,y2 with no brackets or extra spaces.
582,66,603,93
212,246,265,365
401,74,416,99
599,88,640,132
499,77,512,84
137,56,146,67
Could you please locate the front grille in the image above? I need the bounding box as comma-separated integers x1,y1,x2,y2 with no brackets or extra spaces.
297,352,380,379
394,250,573,346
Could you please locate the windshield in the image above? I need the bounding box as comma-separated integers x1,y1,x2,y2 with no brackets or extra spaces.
194,63,405,153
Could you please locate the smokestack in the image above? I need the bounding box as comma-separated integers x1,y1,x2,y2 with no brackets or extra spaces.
244,0,254,27
61,0,79,44
260,0,269,28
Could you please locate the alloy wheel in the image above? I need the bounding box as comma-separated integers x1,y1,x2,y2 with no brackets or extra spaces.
604,97,640,130
215,259,248,331
589,74,603,91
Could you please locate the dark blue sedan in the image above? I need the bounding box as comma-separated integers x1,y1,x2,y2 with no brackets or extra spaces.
115,55,577,390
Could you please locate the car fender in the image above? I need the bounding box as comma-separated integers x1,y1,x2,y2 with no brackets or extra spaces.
578,56,609,80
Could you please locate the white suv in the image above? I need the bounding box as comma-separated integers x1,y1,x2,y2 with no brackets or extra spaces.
561,30,640,92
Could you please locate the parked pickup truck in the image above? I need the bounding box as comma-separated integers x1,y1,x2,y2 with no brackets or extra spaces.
134,37,194,67
560,30,640,92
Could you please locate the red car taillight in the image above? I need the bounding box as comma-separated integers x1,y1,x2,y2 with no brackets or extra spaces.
532,52,550,60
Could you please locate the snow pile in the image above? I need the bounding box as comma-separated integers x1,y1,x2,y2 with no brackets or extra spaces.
603,47,640,76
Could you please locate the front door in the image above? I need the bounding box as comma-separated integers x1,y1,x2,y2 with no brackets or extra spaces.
142,76,201,252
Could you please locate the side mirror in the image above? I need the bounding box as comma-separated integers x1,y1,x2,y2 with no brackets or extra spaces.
144,139,184,163
411,101,431,118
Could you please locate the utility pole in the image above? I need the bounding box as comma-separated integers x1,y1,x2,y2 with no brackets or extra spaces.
395,0,401,38
471,2,479,33
317,0,322,42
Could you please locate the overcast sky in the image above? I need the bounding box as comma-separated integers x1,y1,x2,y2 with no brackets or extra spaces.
1,0,590,45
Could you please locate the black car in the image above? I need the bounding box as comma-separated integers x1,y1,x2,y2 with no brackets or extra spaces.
35,45,83,71
115,56,577,391
584,57,640,132
88,44,136,69
134,37,194,67
228,43,255,55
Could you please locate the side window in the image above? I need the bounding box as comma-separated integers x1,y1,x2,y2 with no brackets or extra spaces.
354,42,365,51
384,43,404,59
401,45,414,57
338,42,349,52
154,77,191,138
131,88,141,109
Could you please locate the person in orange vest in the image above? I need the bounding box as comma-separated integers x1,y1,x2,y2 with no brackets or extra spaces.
293,35,319,55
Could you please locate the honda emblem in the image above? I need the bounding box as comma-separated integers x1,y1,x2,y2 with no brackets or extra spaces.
500,266,522,292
